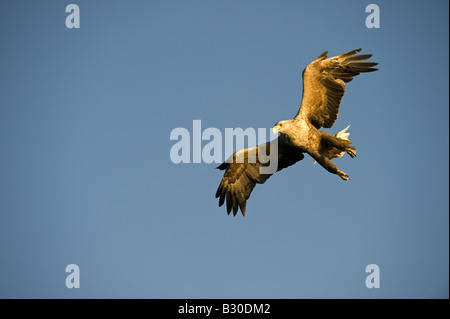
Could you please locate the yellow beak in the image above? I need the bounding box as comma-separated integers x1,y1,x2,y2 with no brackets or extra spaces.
272,125,280,134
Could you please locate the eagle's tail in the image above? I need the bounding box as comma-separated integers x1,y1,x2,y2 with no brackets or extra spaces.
336,125,350,141
314,125,353,164
335,125,351,158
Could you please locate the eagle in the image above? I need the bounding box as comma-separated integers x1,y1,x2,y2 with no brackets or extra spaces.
215,48,378,216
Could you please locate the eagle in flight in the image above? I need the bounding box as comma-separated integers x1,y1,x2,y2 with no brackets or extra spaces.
215,48,378,216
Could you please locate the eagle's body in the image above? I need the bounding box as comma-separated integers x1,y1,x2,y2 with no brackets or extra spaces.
216,49,378,216
282,118,315,151
275,118,356,179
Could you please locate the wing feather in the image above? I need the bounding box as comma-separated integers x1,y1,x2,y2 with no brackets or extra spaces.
295,49,378,128
215,137,304,216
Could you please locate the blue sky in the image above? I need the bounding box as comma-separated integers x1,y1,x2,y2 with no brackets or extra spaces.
0,0,448,298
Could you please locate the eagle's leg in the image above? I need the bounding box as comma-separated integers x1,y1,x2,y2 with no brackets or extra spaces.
337,170,350,180
347,148,357,158
313,154,350,181
321,132,356,158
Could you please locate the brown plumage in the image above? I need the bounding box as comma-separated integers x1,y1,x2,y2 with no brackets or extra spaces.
297,49,378,129
215,136,304,216
216,49,378,216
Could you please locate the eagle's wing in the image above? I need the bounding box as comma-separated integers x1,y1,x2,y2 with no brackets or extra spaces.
215,137,304,216
295,48,378,129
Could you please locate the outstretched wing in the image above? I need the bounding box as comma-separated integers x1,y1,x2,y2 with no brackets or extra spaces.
215,137,304,216
296,48,378,129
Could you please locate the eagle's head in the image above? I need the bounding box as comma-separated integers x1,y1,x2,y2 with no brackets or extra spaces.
272,120,292,135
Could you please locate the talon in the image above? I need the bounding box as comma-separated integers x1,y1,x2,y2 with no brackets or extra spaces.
347,149,357,158
338,170,350,180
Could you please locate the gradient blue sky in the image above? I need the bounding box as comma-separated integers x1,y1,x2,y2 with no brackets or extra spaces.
0,0,448,298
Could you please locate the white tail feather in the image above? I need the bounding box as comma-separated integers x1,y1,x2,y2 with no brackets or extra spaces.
336,125,351,158
313,125,351,164
336,125,351,140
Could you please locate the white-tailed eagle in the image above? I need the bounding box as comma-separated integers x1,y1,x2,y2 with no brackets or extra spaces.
216,49,378,216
